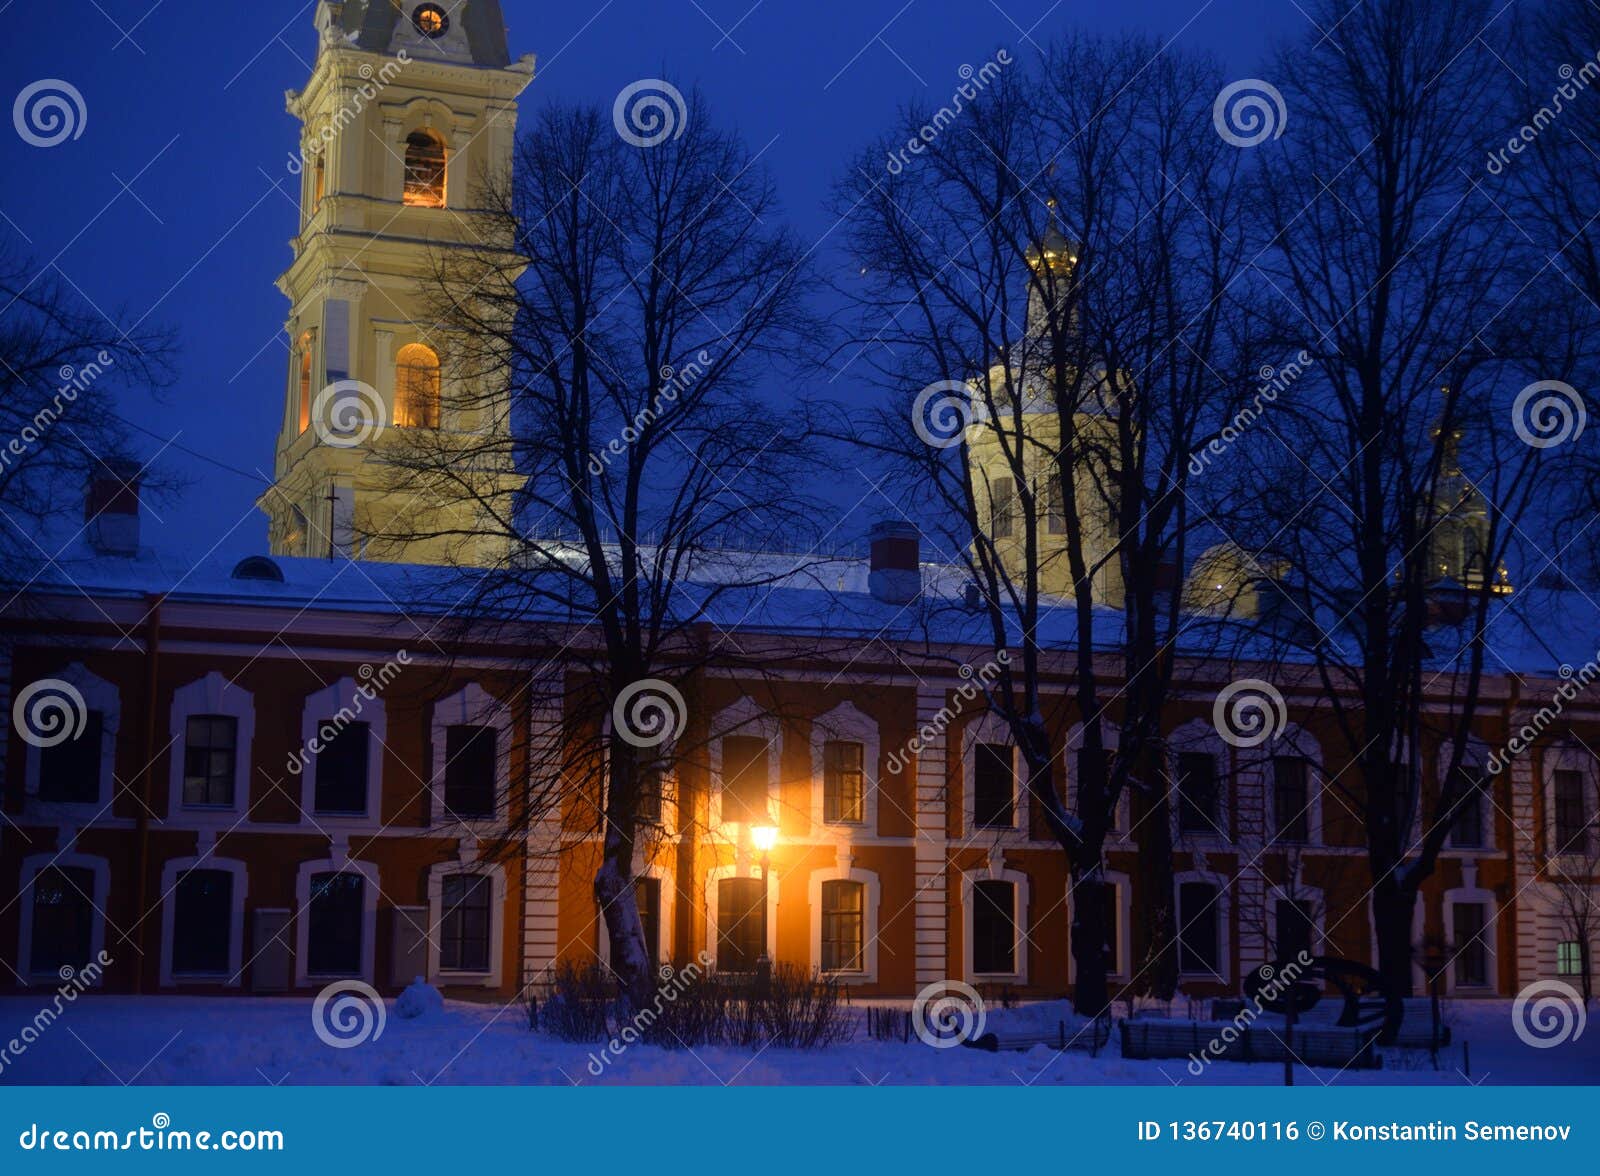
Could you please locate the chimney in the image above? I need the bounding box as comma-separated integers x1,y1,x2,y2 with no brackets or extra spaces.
868,520,921,605
85,461,142,556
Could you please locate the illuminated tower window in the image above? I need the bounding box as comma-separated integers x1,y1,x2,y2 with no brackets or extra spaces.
296,332,314,434
395,343,441,429
403,131,447,208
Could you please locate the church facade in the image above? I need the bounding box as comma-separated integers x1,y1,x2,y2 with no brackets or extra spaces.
0,2,1594,1009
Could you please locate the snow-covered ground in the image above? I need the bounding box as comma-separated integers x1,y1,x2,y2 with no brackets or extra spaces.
0,995,1593,1086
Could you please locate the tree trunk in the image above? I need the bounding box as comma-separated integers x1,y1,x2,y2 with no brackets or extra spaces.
1131,743,1178,999
1070,868,1110,1017
595,739,651,1013
1372,883,1417,1040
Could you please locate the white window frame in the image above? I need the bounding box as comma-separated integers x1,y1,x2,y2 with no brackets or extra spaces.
961,712,1029,839
708,697,780,831
1174,869,1231,985
1439,738,1494,852
168,672,255,820
426,861,506,988
22,663,119,820
598,717,680,838
1542,743,1596,866
16,852,110,986
1168,720,1232,845
1257,721,1324,847
159,855,248,987
595,861,677,974
705,864,778,973
293,857,380,986
1066,868,1132,984
961,866,1030,984
1442,886,1498,994
429,682,511,827
297,677,387,825
1063,720,1130,837
809,701,879,835
808,865,880,982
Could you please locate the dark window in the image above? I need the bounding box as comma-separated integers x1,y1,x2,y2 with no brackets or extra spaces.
635,877,661,970
716,877,765,972
973,743,1014,828
172,869,233,976
1272,756,1310,843
821,879,865,972
990,477,1016,539
1177,752,1220,835
1557,940,1584,977
307,872,364,976
721,736,769,824
1452,902,1489,988
439,874,492,972
1275,898,1315,964
823,740,865,824
1177,881,1221,976
29,866,94,974
1045,473,1067,535
314,721,370,815
443,724,497,819
1077,747,1117,831
972,879,1016,974
38,711,103,804
638,768,664,824
1554,770,1590,854
183,715,237,807
1446,768,1485,848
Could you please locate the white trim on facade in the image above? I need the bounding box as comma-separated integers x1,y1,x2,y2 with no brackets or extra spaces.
16,852,110,986
22,663,119,822
293,856,380,986
297,676,387,826
158,855,249,987
167,672,256,821
1063,720,1130,837
1174,868,1232,985
807,860,881,983
705,862,778,972
708,697,781,831
808,701,880,837
960,712,1031,841
428,682,512,827
960,864,1030,984
1168,720,1232,845
425,859,507,989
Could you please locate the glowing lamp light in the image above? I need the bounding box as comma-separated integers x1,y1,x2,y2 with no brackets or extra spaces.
750,824,779,853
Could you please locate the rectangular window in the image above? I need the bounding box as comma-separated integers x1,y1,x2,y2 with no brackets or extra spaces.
972,879,1016,974
439,874,492,973
973,743,1015,828
1452,902,1489,988
1553,770,1590,854
29,866,94,974
172,869,233,976
821,879,865,972
716,877,765,972
1446,769,1484,849
1177,881,1221,976
443,724,497,819
38,711,103,804
1557,940,1584,977
1271,756,1310,843
823,740,865,824
721,736,769,825
314,721,370,815
1045,473,1067,535
307,872,364,976
1077,748,1117,832
183,715,238,808
1274,898,1315,964
636,877,661,971
990,476,1016,539
1177,752,1220,835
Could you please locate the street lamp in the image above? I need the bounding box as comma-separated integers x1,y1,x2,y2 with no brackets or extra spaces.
750,823,778,982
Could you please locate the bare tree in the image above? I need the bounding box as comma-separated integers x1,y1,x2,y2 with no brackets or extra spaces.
831,34,1258,1013
377,92,824,1012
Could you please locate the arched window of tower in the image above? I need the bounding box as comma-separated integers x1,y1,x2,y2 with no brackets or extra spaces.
403,130,447,208
395,343,442,429
296,332,314,435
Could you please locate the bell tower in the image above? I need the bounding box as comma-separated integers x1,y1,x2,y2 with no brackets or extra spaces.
260,0,533,565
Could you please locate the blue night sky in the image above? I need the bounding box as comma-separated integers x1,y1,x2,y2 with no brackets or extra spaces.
1,0,1300,563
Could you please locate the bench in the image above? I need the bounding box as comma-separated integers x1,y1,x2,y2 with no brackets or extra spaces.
964,1016,1113,1056
1120,1018,1382,1069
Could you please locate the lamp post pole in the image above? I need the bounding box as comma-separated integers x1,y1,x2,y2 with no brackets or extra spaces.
757,843,772,986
